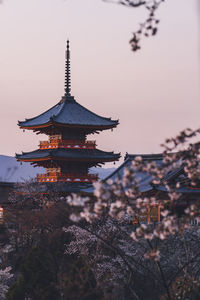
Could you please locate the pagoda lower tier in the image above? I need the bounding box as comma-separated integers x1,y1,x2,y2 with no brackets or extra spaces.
16,147,120,183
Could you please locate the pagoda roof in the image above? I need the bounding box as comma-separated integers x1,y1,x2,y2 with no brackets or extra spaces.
104,153,164,193
18,96,119,130
16,148,120,163
19,41,119,131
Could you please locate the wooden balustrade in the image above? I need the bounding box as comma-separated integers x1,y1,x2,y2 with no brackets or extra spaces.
39,139,96,150
37,172,98,183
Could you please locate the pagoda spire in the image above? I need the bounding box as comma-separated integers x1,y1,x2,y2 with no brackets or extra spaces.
65,40,71,97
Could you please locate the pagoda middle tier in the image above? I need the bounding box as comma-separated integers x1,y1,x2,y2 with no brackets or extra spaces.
16,40,120,187
16,135,119,183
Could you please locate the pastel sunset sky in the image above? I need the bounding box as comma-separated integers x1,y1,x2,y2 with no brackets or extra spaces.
0,0,199,166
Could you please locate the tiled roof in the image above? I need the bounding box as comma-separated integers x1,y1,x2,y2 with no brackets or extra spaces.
104,153,164,193
18,96,119,129
105,153,200,194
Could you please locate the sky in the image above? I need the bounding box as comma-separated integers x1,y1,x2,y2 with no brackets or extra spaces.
0,0,199,167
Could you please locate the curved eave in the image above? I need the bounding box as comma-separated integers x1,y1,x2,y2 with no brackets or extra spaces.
16,156,120,163
17,156,119,163
19,120,119,131
16,149,120,163
19,121,52,130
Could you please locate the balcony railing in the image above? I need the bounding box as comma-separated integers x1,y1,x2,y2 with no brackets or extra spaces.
37,172,98,183
39,139,96,150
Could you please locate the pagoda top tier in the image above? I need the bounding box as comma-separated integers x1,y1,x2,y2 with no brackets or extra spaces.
18,95,118,131
18,40,119,133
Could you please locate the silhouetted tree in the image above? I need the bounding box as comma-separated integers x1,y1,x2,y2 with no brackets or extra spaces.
104,0,165,51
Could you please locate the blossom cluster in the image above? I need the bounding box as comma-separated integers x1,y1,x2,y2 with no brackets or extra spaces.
67,128,200,254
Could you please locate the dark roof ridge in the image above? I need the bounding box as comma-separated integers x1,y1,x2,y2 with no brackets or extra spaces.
104,159,128,182
125,153,164,161
16,148,121,158
18,101,64,125
161,164,184,183
16,149,41,156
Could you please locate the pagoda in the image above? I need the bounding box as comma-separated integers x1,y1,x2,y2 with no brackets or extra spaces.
16,41,120,189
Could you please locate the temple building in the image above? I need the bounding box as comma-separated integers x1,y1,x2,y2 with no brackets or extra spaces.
105,153,200,223
16,41,120,192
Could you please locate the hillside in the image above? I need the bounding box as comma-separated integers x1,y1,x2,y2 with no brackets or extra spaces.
0,155,115,182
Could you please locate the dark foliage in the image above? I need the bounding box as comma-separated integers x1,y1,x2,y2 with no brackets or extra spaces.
5,194,102,300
